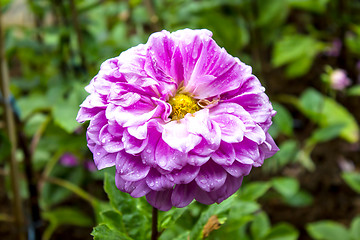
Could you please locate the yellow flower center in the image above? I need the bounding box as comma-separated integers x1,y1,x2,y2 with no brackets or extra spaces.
168,94,201,120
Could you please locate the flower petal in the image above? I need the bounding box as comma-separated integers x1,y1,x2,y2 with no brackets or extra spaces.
162,120,202,153
171,183,196,208
116,152,150,181
195,161,227,192
211,114,245,143
146,168,174,191
115,175,151,198
99,124,124,153
155,138,188,171
233,138,260,165
146,189,173,211
92,144,116,170
222,161,252,178
168,164,200,184
122,130,148,154
208,175,243,203
211,141,236,166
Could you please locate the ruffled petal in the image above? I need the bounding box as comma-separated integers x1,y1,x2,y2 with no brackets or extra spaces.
211,141,236,166
141,128,161,167
116,151,150,181
146,189,173,211
162,119,202,153
233,138,260,165
167,164,200,184
76,107,104,123
211,114,245,143
171,183,196,208
256,132,279,167
122,130,148,155
222,161,252,178
155,138,188,171
187,152,210,166
195,161,227,192
228,92,273,123
208,175,243,203
194,187,215,205
115,174,151,198
146,168,174,191
99,124,124,153
92,144,116,169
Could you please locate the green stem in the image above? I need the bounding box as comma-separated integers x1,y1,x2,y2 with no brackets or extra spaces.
151,207,158,240
46,177,97,206
0,4,26,239
42,150,63,178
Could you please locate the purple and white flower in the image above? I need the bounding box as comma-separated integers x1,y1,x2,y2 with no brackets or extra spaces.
77,29,278,211
330,69,351,90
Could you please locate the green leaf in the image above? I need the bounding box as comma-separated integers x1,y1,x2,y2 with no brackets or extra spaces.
307,221,350,240
342,172,360,194
299,88,324,121
283,190,313,207
263,140,299,172
103,172,150,239
52,84,86,133
42,207,93,227
159,207,188,230
272,35,324,77
251,212,271,239
347,85,360,96
17,93,51,120
229,201,261,218
285,54,315,78
264,223,299,240
41,166,85,208
257,0,288,27
272,102,293,136
345,28,360,55
309,124,345,144
189,194,242,240
100,210,126,233
92,224,134,240
320,98,359,143
239,182,272,201
24,113,48,136
42,207,93,240
350,216,360,240
287,0,330,13
299,88,359,143
272,177,299,198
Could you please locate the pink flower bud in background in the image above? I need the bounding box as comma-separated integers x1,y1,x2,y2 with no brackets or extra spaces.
325,39,342,57
59,153,78,167
84,160,97,172
330,69,351,90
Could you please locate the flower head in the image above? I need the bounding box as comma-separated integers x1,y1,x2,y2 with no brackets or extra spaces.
77,29,278,211
330,69,351,90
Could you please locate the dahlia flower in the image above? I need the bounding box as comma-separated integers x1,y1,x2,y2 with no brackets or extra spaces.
77,29,278,211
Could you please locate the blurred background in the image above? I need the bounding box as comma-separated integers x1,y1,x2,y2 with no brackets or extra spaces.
1,0,360,239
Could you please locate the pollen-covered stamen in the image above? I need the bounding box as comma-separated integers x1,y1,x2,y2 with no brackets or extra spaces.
168,94,201,120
